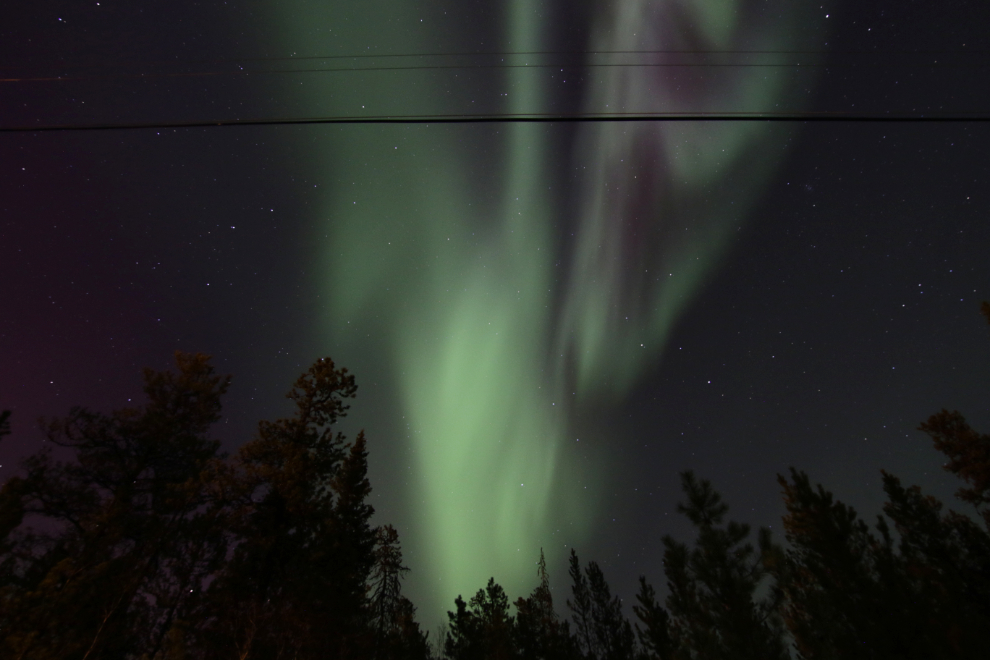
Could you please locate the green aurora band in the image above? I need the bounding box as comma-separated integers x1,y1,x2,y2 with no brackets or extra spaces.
274,0,829,620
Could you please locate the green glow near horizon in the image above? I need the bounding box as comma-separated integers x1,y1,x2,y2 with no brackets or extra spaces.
397,0,570,610
274,0,827,621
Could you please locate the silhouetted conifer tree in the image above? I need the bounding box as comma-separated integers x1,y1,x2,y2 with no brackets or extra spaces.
566,550,594,658
186,357,377,658
380,596,433,660
0,354,423,660
776,469,917,659
880,471,990,656
371,525,409,638
371,525,431,660
514,550,579,660
446,578,516,660
631,577,671,660
919,408,990,529
0,409,10,442
662,471,787,660
773,303,990,659
566,550,634,660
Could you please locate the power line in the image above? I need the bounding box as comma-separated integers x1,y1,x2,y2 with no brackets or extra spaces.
4,112,988,133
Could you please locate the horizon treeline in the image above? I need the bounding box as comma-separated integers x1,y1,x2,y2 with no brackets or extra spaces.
1,304,988,660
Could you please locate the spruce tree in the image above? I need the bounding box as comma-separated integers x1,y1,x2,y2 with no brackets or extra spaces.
566,550,594,659
187,357,377,658
776,303,990,659
662,471,787,660
371,525,431,660
514,550,578,660
631,577,672,660
776,469,915,659
566,551,634,660
446,578,516,660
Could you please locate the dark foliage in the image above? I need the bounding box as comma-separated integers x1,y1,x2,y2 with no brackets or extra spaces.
446,578,516,660
565,551,634,660
768,303,990,660
2,302,989,659
658,472,787,660
0,354,424,660
372,526,431,660
0,409,10,443
631,577,670,660
0,352,231,659
514,550,578,660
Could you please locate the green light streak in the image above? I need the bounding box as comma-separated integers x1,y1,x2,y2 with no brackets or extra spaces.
272,0,829,621
397,0,571,611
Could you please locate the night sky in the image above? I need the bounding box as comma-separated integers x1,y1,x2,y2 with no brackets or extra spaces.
3,0,990,626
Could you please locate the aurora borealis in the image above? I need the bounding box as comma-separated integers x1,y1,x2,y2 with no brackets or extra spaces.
4,0,990,627
270,0,828,613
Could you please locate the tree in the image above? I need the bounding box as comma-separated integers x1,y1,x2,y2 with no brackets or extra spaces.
0,354,419,660
371,525,409,639
776,469,922,660
566,550,634,660
774,303,990,660
0,409,10,443
880,471,990,657
446,578,516,660
662,471,787,660
631,577,672,660
514,550,578,660
566,550,594,658
185,357,378,659
0,351,231,659
0,409,25,573
918,408,990,529
380,596,432,660
371,525,431,660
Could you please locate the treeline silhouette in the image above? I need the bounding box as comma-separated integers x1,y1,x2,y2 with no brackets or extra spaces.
1,304,988,659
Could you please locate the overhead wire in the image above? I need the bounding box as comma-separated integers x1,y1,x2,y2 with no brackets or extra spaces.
2,48,986,130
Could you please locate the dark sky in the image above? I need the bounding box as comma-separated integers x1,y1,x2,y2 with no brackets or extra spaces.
3,0,990,624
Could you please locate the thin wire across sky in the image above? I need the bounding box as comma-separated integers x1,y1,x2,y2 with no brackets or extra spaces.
3,48,987,130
